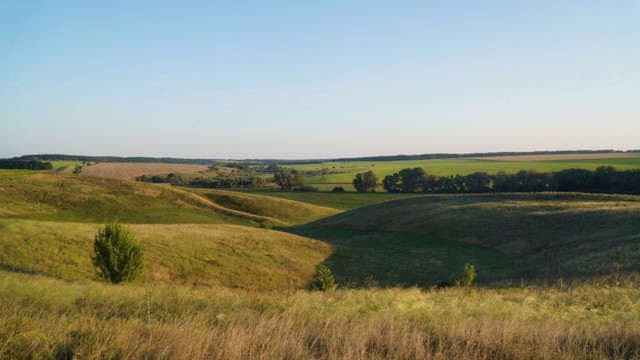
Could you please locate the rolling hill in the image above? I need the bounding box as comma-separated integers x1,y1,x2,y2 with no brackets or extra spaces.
290,192,640,286
0,172,336,225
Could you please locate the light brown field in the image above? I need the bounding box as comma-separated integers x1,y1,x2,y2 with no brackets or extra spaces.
81,162,209,179
473,152,640,162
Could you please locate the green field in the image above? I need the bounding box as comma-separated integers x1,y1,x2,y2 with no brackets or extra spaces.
233,189,423,210
289,157,640,189
3,169,640,359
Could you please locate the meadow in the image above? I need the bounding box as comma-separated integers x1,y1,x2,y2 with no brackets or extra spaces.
2,167,640,359
2,271,639,360
288,155,640,189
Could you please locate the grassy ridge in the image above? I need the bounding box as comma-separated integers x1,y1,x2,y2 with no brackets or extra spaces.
298,193,640,284
0,219,332,290
234,189,423,210
193,189,339,224
289,157,640,186
0,173,335,225
2,271,639,359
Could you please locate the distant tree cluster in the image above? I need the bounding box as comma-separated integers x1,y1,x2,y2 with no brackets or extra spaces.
0,159,53,170
273,168,305,190
136,173,267,189
382,166,640,195
352,170,378,192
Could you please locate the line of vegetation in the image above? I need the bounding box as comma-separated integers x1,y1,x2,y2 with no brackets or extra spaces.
136,173,268,189
13,154,217,165
0,159,53,170
379,166,640,195
334,149,639,162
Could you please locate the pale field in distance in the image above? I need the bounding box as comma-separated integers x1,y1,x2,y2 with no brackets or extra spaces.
81,162,209,179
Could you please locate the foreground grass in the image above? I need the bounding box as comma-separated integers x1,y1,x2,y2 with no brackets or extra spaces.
0,220,332,290
2,271,639,360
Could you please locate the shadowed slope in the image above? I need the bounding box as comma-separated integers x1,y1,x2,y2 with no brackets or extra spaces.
293,193,640,285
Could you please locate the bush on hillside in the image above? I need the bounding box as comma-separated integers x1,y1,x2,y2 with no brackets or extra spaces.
456,263,476,288
312,264,335,291
92,223,144,284
331,186,345,192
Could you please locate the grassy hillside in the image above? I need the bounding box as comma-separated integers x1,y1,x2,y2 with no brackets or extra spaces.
0,173,334,225
288,156,640,188
2,271,639,359
192,189,339,224
0,219,331,290
290,193,640,286
234,189,422,210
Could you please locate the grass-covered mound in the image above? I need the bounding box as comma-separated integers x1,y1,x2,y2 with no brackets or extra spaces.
293,193,640,285
194,189,339,224
0,173,335,225
0,219,331,290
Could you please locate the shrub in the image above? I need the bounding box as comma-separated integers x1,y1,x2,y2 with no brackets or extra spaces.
456,262,476,288
293,185,319,192
92,223,144,284
331,186,345,192
312,264,335,291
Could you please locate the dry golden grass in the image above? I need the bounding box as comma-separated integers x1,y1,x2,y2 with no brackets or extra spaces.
81,162,209,179
473,153,640,161
2,271,639,360
0,219,332,290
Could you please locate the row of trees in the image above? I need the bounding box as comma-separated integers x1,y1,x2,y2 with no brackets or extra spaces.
136,173,267,188
0,159,53,170
380,166,640,195
352,171,378,192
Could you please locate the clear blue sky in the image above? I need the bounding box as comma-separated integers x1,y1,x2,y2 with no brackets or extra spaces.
1,1,638,159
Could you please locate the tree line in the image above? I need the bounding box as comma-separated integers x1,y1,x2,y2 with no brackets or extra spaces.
335,150,638,162
0,159,53,170
377,166,640,195
136,173,267,189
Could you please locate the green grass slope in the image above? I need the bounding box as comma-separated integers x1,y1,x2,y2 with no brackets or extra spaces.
0,173,335,225
290,193,640,286
192,189,339,224
0,219,332,290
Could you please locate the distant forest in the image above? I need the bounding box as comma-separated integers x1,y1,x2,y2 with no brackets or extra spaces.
10,149,638,165
0,159,53,170
335,149,640,162
11,154,216,165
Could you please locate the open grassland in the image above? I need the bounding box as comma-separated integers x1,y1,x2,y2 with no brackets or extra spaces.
2,271,640,360
191,189,339,224
49,161,82,173
289,156,640,188
234,189,422,210
0,220,331,290
3,170,640,358
0,173,333,225
81,162,210,179
294,193,640,286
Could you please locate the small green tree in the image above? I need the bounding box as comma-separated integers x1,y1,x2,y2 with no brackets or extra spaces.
92,223,144,284
456,262,476,288
312,264,335,291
